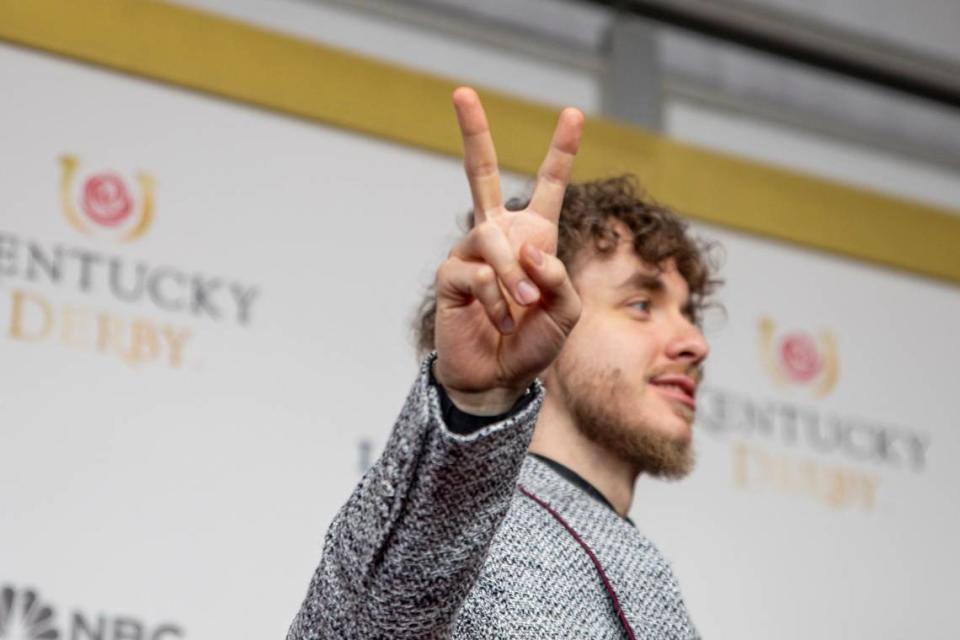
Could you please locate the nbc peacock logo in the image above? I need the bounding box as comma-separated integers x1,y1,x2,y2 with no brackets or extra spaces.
0,586,59,639
758,316,839,398
58,154,155,243
0,583,185,639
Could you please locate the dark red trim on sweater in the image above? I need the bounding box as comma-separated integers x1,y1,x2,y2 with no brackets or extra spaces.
517,484,637,640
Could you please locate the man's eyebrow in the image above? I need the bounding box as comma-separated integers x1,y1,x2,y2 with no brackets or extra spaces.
617,270,698,320
615,270,664,292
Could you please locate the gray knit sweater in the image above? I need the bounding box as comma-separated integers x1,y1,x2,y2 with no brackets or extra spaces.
287,356,699,639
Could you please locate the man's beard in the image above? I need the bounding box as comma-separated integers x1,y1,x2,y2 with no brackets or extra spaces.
553,351,695,480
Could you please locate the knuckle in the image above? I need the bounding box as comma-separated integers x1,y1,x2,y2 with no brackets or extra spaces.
537,169,564,187
467,159,498,177
472,221,500,244
474,264,496,286
435,258,457,282
540,255,567,287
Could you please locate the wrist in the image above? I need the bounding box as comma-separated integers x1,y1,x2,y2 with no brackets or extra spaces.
430,360,530,416
443,385,529,416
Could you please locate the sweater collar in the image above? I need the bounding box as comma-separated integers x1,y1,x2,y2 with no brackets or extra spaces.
528,453,634,526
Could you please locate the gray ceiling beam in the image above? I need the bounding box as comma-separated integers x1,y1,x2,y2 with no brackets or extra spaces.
583,0,960,110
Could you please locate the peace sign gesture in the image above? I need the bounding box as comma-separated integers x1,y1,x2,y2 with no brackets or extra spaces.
433,87,584,415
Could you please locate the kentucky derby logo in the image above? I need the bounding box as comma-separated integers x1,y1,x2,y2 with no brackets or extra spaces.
0,586,59,639
758,316,838,397
58,155,154,242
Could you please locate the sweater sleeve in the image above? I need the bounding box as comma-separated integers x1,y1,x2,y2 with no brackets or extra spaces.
286,353,544,639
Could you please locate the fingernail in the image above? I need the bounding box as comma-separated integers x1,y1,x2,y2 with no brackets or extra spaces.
516,280,539,305
525,244,543,266
499,315,515,334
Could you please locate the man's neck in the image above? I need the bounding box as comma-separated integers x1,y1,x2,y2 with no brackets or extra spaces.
528,398,639,517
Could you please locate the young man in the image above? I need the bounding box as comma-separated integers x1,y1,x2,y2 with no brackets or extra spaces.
288,87,719,639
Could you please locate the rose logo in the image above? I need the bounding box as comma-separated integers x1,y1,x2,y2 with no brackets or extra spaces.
0,586,60,639
759,317,838,397
59,155,155,242
778,333,821,382
81,173,133,227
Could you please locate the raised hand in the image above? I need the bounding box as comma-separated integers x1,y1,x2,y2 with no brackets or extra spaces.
433,87,584,415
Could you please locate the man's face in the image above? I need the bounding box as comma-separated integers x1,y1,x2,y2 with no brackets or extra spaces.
547,225,709,478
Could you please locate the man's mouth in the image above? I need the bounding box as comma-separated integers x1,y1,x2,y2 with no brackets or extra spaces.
648,375,697,410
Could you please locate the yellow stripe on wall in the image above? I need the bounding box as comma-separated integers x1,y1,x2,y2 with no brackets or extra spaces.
1,0,958,283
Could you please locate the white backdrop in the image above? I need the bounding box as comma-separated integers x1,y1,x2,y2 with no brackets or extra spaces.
1,42,958,639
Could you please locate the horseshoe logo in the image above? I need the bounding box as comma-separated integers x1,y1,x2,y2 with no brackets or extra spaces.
759,316,839,398
59,154,154,242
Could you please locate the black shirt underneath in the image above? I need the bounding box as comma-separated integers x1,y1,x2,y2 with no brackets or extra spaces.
432,375,632,524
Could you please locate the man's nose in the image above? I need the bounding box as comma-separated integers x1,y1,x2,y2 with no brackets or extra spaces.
666,316,709,364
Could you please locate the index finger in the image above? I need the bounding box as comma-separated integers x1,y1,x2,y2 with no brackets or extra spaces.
527,107,584,224
453,87,502,223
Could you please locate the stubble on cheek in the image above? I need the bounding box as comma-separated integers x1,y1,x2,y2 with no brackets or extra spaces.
555,352,696,479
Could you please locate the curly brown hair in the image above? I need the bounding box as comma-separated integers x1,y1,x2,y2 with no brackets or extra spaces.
414,175,722,354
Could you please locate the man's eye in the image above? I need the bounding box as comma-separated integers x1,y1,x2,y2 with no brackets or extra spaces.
629,300,651,313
